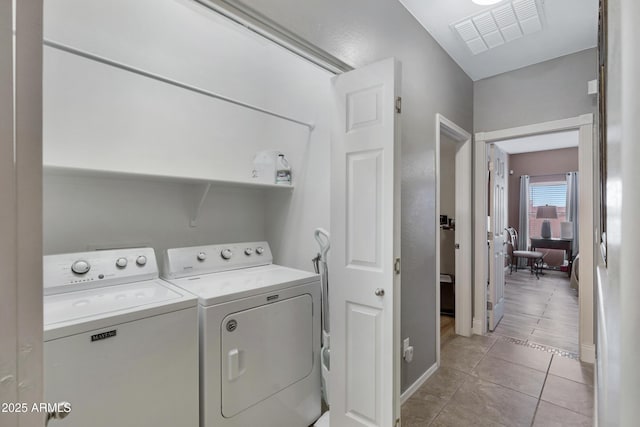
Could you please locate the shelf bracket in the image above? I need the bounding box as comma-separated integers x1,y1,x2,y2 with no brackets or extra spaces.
190,183,212,228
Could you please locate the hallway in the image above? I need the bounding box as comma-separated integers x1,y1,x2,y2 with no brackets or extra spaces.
401,334,594,426
494,269,579,356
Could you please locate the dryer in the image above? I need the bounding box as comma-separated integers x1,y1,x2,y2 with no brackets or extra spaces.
162,242,321,427
43,248,199,427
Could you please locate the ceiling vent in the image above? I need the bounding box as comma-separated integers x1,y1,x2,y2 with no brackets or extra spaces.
452,0,544,55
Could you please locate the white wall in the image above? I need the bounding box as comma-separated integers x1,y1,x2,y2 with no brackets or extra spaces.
600,0,640,424
43,0,332,272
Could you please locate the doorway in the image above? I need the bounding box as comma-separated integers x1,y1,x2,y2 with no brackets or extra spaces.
435,114,472,365
474,115,596,363
493,134,580,355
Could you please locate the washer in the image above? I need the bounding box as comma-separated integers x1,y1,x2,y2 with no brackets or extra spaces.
162,241,321,427
43,248,199,427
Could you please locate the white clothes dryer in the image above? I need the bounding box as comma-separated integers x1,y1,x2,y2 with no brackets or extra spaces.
162,242,321,427
43,248,199,427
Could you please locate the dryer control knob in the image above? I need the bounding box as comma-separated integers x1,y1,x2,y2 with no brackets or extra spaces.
255,247,264,255
197,252,207,261
244,248,254,256
115,257,128,268
221,249,233,260
71,260,90,275
136,255,147,266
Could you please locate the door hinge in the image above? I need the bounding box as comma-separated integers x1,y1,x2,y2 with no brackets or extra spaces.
455,243,460,249
395,418,400,427
394,258,401,275
395,96,402,114
488,160,494,171
487,301,493,311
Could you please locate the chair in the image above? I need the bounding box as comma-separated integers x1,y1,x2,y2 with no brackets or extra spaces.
505,227,544,279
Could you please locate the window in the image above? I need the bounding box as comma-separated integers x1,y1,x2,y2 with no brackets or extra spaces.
528,181,567,239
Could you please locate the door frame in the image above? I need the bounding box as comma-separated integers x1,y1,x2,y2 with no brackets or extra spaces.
0,0,44,426
473,114,596,363
435,114,473,364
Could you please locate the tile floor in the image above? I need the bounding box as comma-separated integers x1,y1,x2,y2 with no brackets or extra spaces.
401,335,594,426
493,269,579,356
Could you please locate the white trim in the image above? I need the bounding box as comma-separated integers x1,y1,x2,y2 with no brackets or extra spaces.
474,115,595,361
581,343,596,364
0,1,44,425
400,362,438,404
196,0,350,74
475,115,593,142
435,114,473,367
472,318,484,335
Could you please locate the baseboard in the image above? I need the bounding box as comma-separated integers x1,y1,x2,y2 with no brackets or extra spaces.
400,363,438,404
472,318,484,335
581,343,596,363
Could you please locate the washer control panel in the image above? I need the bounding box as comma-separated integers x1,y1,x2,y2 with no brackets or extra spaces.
44,248,158,295
163,241,273,279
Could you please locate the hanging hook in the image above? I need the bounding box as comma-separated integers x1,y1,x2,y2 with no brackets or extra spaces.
314,228,330,261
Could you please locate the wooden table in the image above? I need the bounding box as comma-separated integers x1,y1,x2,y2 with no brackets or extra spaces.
530,237,574,277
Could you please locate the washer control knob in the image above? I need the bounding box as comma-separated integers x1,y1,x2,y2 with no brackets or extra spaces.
244,248,254,256
221,249,233,260
197,252,207,261
136,255,147,266
71,260,90,275
115,257,128,268
255,247,264,255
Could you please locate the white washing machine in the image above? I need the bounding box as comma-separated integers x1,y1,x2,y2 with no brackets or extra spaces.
162,241,321,427
43,248,199,427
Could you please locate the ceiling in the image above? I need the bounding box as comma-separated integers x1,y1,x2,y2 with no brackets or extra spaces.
398,0,598,81
494,130,579,154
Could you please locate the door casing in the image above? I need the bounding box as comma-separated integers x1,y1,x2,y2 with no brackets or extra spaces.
435,114,473,367
473,114,596,363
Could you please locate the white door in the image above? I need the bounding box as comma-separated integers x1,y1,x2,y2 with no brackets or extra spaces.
488,144,506,331
330,57,401,427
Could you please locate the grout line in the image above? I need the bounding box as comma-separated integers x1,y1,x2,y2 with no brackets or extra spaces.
530,353,554,427
426,370,472,426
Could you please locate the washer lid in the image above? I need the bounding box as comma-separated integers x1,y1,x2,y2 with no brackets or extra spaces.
165,264,319,306
44,279,197,340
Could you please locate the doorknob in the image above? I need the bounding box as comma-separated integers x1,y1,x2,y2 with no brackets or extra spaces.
375,288,385,296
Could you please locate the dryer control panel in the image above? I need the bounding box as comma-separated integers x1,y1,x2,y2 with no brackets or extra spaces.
163,241,273,279
44,248,158,295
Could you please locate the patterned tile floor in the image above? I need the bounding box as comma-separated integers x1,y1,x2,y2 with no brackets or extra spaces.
401,335,594,426
493,268,579,356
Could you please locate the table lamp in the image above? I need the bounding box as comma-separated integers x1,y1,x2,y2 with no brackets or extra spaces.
536,205,557,239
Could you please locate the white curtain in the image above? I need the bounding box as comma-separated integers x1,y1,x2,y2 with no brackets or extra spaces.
566,171,579,256
518,175,530,267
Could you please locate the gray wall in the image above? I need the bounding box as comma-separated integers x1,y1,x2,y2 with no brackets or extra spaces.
229,0,474,391
474,48,598,132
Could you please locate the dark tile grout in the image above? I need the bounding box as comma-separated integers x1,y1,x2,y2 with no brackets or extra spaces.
425,339,500,426
412,334,593,426
529,353,555,426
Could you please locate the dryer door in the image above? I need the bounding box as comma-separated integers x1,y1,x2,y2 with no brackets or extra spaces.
221,294,314,418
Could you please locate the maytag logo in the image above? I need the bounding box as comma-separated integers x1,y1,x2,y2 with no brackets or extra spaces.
91,330,117,342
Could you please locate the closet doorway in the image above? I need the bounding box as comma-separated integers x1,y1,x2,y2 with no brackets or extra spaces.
435,114,472,365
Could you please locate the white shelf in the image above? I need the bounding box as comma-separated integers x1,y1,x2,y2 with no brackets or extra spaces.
43,165,295,191
43,164,294,227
